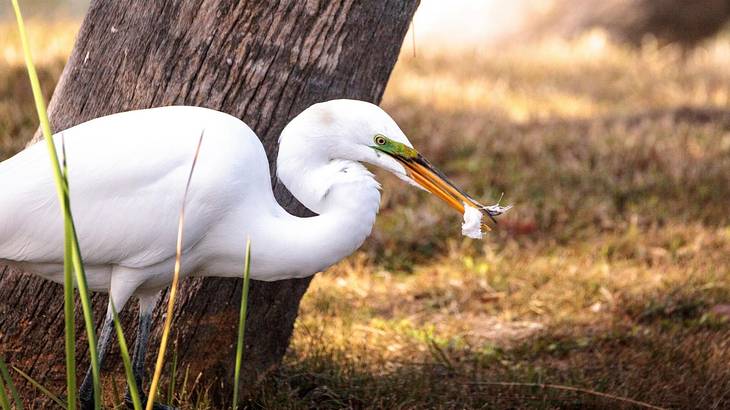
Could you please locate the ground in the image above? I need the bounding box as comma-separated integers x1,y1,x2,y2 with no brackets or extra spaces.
1,21,729,409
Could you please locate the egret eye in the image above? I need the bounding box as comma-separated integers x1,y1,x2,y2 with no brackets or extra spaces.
374,135,387,145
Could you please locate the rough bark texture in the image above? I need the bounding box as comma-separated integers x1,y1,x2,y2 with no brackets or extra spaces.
0,0,418,406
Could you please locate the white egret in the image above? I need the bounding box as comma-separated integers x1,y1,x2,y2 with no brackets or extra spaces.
0,99,508,409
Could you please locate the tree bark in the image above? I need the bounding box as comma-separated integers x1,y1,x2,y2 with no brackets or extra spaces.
0,0,418,406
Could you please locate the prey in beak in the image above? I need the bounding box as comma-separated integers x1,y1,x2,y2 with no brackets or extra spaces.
372,134,511,233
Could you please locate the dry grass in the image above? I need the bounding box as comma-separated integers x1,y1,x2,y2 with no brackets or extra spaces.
0,19,72,160
388,30,730,122
1,22,729,409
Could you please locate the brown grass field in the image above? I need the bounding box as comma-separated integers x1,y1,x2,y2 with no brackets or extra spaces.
1,21,729,409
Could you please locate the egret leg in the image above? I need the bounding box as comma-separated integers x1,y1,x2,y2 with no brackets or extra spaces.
79,306,115,410
80,274,136,410
125,292,176,410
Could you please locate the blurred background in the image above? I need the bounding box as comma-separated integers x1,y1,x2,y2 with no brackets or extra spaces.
1,0,729,408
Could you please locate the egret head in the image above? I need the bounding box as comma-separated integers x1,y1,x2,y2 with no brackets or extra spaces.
279,99,507,224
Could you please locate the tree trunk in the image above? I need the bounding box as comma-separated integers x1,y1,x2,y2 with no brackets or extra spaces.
0,0,418,406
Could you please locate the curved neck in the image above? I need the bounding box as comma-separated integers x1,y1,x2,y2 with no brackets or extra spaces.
194,158,381,281
203,115,386,281
252,153,381,280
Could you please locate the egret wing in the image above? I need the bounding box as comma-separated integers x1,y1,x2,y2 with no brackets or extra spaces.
0,106,271,268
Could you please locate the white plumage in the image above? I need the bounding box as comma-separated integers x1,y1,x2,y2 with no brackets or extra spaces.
1,102,401,301
0,99,507,408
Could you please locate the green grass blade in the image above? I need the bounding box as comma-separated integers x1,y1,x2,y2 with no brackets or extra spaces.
0,374,10,410
61,136,77,410
110,302,142,410
68,232,100,409
63,137,100,410
10,2,100,408
0,358,23,410
0,358,13,410
12,367,64,409
232,239,252,410
62,232,76,410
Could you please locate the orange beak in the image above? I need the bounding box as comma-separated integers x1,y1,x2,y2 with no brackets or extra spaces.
395,154,509,231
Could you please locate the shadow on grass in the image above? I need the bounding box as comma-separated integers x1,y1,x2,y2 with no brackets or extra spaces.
243,287,730,409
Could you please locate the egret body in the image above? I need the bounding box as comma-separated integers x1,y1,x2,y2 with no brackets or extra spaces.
0,100,507,408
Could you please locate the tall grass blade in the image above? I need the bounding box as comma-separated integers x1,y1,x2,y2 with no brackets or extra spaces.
10,1,100,408
0,365,10,410
110,301,142,410
0,358,20,410
146,131,205,410
232,238,252,410
12,367,61,409
61,135,77,410
67,227,100,409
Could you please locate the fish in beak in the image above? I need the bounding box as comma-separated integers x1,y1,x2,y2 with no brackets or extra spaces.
372,134,511,234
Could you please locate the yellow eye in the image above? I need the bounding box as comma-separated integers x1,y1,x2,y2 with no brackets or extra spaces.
374,135,387,145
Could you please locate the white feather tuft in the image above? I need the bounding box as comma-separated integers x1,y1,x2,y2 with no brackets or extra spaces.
462,203,483,239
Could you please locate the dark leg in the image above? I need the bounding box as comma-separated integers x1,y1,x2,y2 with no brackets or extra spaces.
125,292,176,410
130,304,152,396
79,309,115,410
